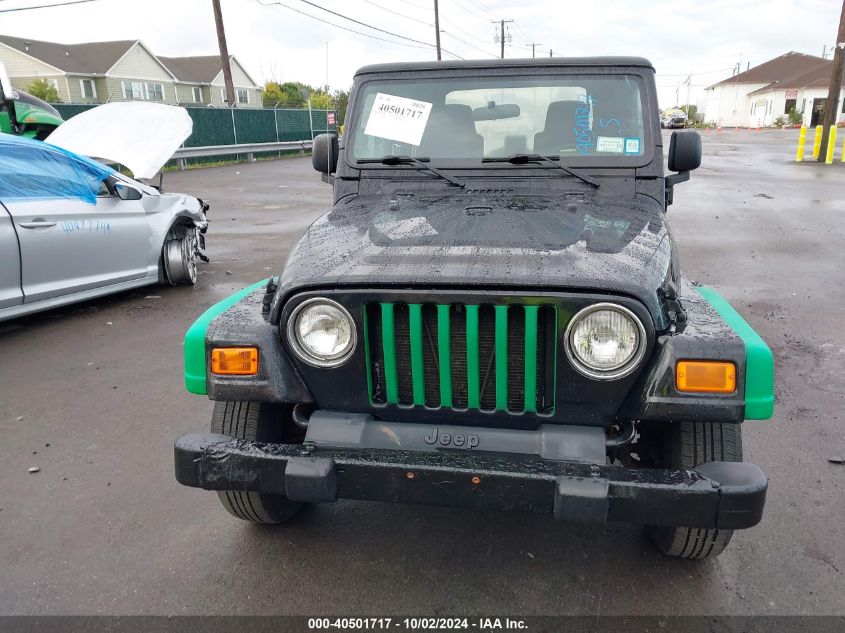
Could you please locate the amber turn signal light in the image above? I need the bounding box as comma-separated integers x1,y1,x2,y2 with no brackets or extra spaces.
211,347,259,375
676,361,736,393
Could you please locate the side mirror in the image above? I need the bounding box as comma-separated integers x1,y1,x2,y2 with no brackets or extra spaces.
115,183,143,201
668,130,701,172
0,62,16,102
665,131,701,208
312,133,339,174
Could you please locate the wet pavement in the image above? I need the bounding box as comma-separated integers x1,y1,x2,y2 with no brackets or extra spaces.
0,129,843,615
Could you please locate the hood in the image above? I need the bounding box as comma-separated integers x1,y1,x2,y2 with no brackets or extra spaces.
45,102,192,179
278,189,672,327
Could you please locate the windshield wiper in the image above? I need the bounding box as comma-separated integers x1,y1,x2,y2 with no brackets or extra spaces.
356,155,465,188
482,153,599,188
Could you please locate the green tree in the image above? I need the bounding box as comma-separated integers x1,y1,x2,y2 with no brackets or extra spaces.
680,104,697,122
332,89,349,125
26,78,61,103
261,80,314,108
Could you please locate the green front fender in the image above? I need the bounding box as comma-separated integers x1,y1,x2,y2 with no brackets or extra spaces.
697,286,775,420
184,279,270,395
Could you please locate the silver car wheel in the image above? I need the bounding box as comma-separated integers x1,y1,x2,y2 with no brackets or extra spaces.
163,229,198,285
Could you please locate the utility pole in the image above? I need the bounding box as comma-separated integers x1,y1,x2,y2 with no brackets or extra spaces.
433,0,441,60
212,0,236,108
526,42,542,58
491,19,513,59
818,0,845,161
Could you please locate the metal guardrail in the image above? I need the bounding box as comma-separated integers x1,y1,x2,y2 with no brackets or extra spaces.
172,140,313,170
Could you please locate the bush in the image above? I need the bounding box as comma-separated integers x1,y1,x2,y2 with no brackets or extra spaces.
772,115,787,128
787,108,803,126
25,78,61,103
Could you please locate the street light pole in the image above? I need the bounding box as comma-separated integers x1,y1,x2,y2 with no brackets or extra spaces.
433,0,442,61
818,0,845,161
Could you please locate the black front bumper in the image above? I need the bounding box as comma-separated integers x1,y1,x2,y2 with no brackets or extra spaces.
174,433,766,529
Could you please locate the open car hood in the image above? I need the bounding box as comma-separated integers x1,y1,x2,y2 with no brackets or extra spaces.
45,102,192,179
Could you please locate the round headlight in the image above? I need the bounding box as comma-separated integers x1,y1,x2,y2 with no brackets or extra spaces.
564,303,646,379
287,298,356,367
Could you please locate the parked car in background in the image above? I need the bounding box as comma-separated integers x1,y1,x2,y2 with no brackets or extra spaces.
0,62,63,139
0,103,208,322
661,109,688,129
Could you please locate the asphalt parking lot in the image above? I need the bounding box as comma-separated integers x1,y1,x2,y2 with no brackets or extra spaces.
1,129,843,616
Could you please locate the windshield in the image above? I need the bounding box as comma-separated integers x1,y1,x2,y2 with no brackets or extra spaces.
350,74,647,164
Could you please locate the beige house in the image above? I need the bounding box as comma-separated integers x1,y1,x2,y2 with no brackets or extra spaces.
0,34,261,108
0,35,178,104
158,55,261,108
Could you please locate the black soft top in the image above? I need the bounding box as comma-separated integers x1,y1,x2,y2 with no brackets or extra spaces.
355,57,654,76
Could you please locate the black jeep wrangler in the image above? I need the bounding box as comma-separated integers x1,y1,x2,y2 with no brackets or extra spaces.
175,58,774,560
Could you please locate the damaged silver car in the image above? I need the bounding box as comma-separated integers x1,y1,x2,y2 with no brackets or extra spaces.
0,102,208,322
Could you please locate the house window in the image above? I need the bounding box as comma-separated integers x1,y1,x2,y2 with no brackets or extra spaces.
237,89,249,104
784,98,797,114
80,79,97,99
192,86,202,103
122,81,143,100
145,83,164,101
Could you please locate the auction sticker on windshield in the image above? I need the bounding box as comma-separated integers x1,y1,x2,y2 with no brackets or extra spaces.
596,136,625,153
364,93,433,146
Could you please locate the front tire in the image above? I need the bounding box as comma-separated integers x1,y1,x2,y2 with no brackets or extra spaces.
646,421,743,560
210,401,306,524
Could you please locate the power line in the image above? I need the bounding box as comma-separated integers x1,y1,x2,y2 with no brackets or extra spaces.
658,67,735,77
440,31,497,58
357,0,432,26
294,0,464,59
256,0,434,52
396,0,431,9
441,16,494,48
0,0,102,12
296,0,429,49
451,0,488,20
465,0,494,15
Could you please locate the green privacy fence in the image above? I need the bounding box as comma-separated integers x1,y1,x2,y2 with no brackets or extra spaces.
51,104,337,166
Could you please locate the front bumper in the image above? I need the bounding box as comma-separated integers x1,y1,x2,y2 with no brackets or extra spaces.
174,432,767,529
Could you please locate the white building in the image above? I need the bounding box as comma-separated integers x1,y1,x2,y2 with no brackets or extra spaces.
702,52,845,128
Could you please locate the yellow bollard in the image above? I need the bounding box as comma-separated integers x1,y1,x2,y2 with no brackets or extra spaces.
795,126,807,161
825,126,838,164
811,125,823,159
842,129,845,162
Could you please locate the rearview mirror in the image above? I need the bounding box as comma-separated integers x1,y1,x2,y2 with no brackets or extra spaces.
668,130,701,172
472,103,520,121
115,183,143,201
312,133,339,174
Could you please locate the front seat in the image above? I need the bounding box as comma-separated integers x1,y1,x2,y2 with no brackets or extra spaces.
533,100,582,155
419,104,484,159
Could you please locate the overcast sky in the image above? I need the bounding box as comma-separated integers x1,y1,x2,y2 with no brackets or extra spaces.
1,0,840,108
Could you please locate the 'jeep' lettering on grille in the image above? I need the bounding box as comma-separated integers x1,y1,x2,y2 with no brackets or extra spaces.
423,427,479,449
